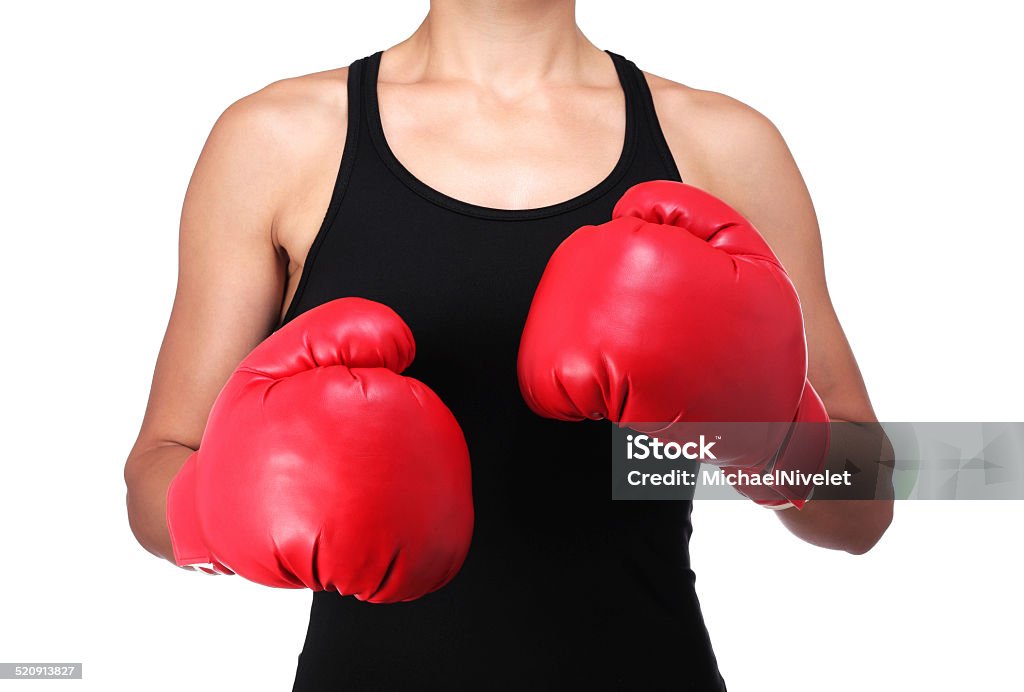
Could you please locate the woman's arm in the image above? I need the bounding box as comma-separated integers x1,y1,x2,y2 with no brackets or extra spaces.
654,80,894,553
124,92,300,561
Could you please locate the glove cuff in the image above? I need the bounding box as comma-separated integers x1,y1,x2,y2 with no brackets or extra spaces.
166,453,218,569
776,380,830,475
728,381,831,510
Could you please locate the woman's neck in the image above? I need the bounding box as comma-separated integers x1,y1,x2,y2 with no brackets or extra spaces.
388,0,602,93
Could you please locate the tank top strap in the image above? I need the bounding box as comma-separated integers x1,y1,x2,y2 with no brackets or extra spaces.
605,51,682,183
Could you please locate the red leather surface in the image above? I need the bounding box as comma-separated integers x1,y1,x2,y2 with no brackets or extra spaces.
167,298,474,601
518,181,829,506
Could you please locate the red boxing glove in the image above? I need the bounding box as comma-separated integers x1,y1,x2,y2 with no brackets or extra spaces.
518,181,828,508
166,298,474,602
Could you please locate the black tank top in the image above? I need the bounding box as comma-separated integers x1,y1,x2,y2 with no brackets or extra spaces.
287,51,726,691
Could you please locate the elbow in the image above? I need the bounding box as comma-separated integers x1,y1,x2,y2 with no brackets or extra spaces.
122,437,195,561
123,453,173,560
843,499,894,555
123,461,150,552
125,496,148,553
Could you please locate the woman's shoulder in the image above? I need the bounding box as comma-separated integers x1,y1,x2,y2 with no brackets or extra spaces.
187,67,352,260
639,69,791,186
213,67,350,154
194,67,351,216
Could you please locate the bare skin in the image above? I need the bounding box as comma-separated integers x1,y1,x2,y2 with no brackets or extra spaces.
125,0,893,563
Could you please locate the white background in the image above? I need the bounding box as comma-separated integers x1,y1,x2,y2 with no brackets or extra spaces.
1,1,1021,690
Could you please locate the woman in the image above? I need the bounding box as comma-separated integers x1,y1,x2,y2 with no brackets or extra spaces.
125,1,892,688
